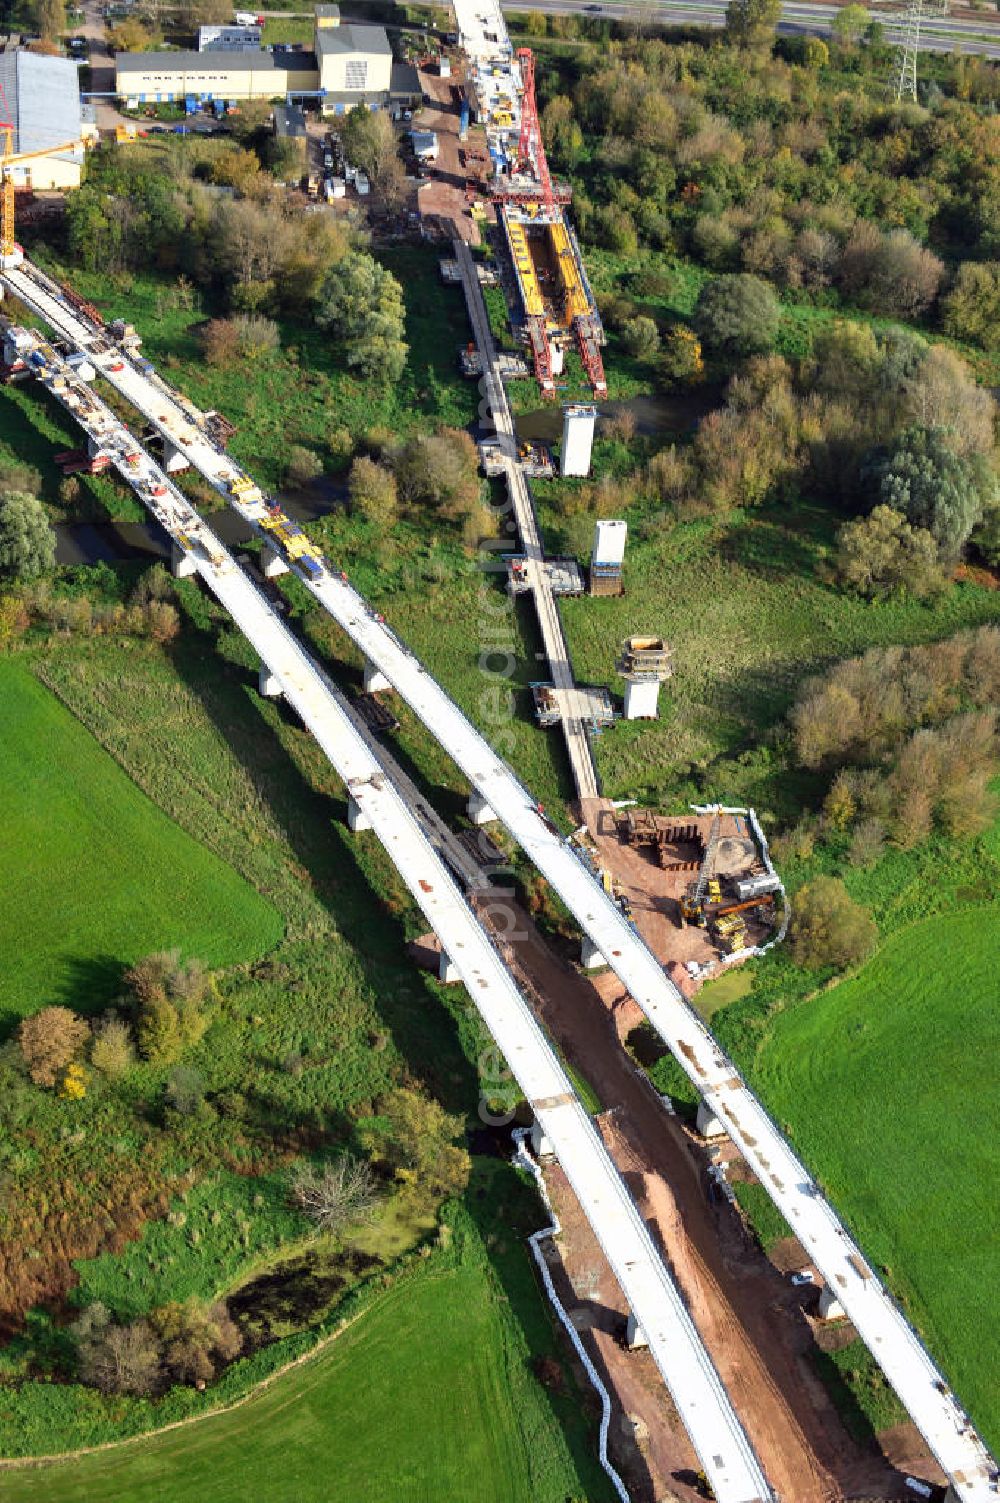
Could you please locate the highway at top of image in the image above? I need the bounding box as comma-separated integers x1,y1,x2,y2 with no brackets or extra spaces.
500,0,1000,58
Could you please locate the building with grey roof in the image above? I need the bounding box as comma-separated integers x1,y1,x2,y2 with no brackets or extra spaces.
0,51,84,188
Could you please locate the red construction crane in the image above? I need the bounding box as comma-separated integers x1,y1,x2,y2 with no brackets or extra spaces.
514,47,556,212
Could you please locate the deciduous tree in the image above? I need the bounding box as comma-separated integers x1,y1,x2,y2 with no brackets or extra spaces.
18,1007,89,1088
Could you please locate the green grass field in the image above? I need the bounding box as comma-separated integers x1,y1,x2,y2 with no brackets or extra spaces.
1,1198,612,1503
750,904,1000,1451
0,660,282,1028
559,504,1000,814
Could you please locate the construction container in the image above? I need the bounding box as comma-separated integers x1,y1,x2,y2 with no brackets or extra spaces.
734,873,781,902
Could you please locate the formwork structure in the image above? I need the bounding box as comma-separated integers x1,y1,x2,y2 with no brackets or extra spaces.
455,5,606,399
617,634,673,720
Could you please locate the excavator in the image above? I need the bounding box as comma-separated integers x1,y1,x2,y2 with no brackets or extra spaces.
0,81,83,265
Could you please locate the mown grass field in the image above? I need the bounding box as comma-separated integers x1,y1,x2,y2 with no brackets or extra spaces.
748,904,1000,1452
2,1191,612,1503
0,659,282,1028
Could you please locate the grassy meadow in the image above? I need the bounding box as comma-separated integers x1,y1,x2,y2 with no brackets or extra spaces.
0,659,281,1028
1,1186,612,1503
747,904,1000,1452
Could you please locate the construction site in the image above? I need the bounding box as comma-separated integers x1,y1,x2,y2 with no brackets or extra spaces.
0,7,998,1502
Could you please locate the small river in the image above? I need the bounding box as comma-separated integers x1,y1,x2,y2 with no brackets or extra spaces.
55,477,347,568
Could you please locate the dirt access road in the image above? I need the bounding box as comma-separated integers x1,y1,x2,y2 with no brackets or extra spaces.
473,888,937,1503
414,64,484,244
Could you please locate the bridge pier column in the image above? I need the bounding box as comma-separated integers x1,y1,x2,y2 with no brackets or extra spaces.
170,541,197,579
625,1313,648,1350
467,791,498,826
258,666,282,698
261,542,290,578
438,949,460,984
346,795,371,833
162,440,190,474
580,936,606,969
530,1117,553,1158
818,1287,846,1321
363,660,391,694
695,1100,726,1140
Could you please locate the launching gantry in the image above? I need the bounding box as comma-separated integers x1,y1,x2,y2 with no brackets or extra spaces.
455,3,606,399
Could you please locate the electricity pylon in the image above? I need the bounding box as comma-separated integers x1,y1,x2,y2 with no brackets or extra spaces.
892,0,950,103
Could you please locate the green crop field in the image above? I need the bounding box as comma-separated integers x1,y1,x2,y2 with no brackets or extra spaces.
0,660,282,1027
0,1207,612,1503
749,904,1000,1452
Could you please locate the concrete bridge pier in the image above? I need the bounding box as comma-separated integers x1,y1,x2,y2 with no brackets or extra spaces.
346,795,371,832
695,1100,726,1140
363,660,391,694
170,541,197,579
817,1287,846,1321
530,1117,554,1158
438,949,460,984
260,542,290,578
580,936,606,969
162,440,190,474
258,666,282,698
625,1313,648,1350
467,791,498,825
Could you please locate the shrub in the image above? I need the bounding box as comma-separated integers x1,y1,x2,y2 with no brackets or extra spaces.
290,1155,380,1234
286,445,323,486
693,274,780,358
74,1304,161,1396
165,1064,206,1115
349,455,398,525
863,427,995,563
361,1085,470,1205
17,1006,89,1088
90,1017,136,1081
0,490,56,582
848,818,886,868
790,876,877,969
230,313,280,359
151,1298,242,1387
942,261,1000,350
835,506,946,601
126,950,213,1066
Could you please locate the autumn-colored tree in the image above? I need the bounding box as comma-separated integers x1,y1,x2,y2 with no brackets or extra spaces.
18,1007,89,1088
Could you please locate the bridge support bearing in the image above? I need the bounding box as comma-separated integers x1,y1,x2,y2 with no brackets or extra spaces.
363,660,391,694
438,949,460,985
467,791,498,826
261,542,290,579
817,1287,846,1321
625,1313,648,1350
258,666,282,699
170,542,197,579
530,1118,554,1158
162,440,190,475
346,795,372,833
580,936,606,970
695,1100,726,1140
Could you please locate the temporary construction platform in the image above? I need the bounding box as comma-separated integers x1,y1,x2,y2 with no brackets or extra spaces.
454,0,606,398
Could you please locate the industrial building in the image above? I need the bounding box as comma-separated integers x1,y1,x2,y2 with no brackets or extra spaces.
197,24,262,52
0,52,87,189
115,5,413,110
